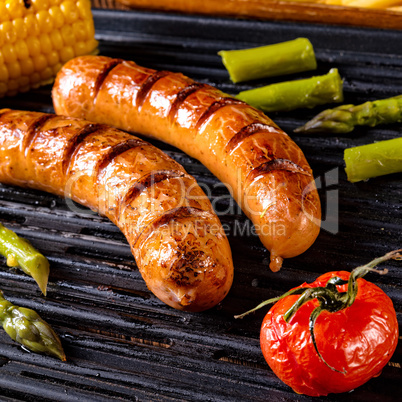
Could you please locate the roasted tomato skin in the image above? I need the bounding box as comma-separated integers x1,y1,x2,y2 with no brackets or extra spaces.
260,270,399,397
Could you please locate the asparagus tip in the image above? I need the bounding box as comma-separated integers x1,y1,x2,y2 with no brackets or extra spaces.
46,334,67,361
29,259,49,296
53,347,67,362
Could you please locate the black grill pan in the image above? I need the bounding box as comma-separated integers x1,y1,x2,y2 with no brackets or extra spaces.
0,9,401,402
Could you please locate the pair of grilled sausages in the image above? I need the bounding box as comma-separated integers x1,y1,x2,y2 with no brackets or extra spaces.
52,56,321,272
0,55,320,311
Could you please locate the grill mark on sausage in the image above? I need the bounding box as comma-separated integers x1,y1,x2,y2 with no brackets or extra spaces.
225,123,280,155
24,114,55,157
136,70,170,110
63,123,106,175
134,206,209,248
168,83,206,122
245,158,311,187
195,97,245,131
96,138,147,182
122,170,185,209
93,58,124,103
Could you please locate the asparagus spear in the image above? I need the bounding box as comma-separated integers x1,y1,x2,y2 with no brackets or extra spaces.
344,137,402,182
0,290,66,361
236,68,343,113
218,37,317,83
0,223,49,295
294,95,402,134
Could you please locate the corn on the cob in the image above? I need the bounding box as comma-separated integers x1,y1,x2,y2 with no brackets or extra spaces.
0,0,98,97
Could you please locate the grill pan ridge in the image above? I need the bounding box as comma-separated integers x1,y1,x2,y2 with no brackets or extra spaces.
0,9,401,401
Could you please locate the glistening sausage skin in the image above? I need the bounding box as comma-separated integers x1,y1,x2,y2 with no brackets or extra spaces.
52,56,321,271
0,109,234,311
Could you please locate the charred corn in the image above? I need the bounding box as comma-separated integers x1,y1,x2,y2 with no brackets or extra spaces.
0,0,98,97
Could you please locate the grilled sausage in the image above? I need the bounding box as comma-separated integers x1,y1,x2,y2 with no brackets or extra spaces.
52,55,321,271
0,109,234,311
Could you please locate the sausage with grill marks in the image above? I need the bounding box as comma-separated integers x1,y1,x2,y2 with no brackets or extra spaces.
53,55,321,271
0,109,234,311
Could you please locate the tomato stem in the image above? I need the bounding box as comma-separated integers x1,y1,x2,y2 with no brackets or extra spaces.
234,287,306,319
309,306,347,374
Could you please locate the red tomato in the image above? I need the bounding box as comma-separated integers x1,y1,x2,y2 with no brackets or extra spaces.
260,270,399,397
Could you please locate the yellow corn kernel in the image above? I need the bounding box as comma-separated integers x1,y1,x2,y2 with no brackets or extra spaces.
13,18,27,39
50,30,63,50
59,45,74,63
18,76,31,93
7,78,18,91
30,71,41,84
85,19,94,38
49,6,65,28
8,61,21,79
24,14,40,37
33,54,47,72
26,37,41,57
60,24,74,46
36,10,53,34
32,1,51,12
19,76,30,87
52,62,62,75
21,58,34,76
84,38,97,55
60,1,79,24
1,21,16,44
0,4,9,23
0,64,9,81
5,1,24,19
2,43,16,63
39,33,52,54
72,20,85,41
74,41,87,56
14,39,29,60
77,0,91,19
0,82,7,95
0,0,98,98
46,50,59,66
40,66,53,81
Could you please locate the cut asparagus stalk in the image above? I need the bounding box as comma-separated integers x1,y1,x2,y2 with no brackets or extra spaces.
218,37,317,83
344,137,402,182
236,68,343,112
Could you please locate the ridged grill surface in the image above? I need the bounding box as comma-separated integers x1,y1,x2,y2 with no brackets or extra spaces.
0,9,401,401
